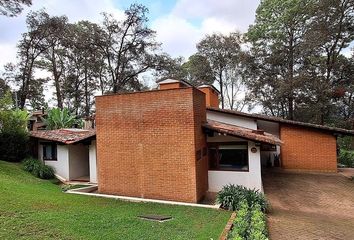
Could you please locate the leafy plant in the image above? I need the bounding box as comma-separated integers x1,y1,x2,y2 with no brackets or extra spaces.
339,150,354,168
249,204,269,240
23,157,55,179
245,188,268,212
45,108,81,130
216,184,268,212
228,201,249,239
228,202,269,240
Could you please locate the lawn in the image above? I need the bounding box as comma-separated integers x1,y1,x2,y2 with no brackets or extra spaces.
0,161,230,240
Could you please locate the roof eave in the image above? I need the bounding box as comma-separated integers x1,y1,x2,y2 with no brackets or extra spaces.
207,107,354,136
203,124,283,146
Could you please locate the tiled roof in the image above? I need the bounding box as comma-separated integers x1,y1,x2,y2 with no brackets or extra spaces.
203,120,283,145
30,129,96,144
207,107,354,136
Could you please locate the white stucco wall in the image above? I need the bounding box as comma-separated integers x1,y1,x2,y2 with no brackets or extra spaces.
207,140,263,192
207,111,257,129
89,140,97,183
68,144,89,180
38,141,70,180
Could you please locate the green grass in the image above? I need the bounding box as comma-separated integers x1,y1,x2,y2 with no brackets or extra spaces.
0,161,230,240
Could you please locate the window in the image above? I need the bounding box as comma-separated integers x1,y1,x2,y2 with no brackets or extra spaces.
208,144,249,171
42,143,57,160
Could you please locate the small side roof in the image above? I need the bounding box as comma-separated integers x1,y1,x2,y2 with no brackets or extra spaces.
203,120,283,145
30,129,96,144
207,107,354,136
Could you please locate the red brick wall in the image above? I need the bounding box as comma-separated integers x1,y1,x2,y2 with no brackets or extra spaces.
95,88,207,203
198,87,219,108
280,124,337,172
193,90,208,201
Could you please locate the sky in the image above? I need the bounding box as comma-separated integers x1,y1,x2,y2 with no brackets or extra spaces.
0,0,261,106
0,0,260,68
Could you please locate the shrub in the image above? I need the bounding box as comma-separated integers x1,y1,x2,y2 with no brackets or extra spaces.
228,202,269,240
249,204,269,240
228,200,249,239
216,184,268,212
339,150,354,168
23,157,40,172
244,188,268,212
0,131,29,162
23,157,55,179
0,96,29,162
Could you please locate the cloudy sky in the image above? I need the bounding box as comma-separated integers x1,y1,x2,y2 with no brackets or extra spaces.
0,0,260,69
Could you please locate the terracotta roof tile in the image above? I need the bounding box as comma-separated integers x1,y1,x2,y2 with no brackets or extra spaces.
203,120,283,145
30,129,96,144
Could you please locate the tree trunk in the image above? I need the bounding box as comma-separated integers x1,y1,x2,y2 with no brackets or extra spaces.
219,70,224,109
84,66,90,116
287,30,295,120
19,60,34,109
51,48,63,109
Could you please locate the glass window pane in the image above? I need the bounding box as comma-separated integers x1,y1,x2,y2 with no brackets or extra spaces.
46,145,52,159
208,144,249,171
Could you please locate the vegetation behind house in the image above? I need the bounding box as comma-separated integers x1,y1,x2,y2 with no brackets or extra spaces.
0,92,29,162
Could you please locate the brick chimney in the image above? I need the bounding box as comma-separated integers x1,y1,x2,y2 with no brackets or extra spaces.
157,78,192,90
197,85,220,108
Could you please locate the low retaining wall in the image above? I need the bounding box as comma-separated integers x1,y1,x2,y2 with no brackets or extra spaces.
66,189,220,209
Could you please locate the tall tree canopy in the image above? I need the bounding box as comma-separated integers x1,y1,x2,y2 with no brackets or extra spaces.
0,0,31,17
197,32,245,109
155,54,214,87
245,0,354,124
95,4,162,93
1,4,168,116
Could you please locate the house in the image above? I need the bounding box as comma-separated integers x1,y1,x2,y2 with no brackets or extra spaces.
30,129,97,183
30,79,354,203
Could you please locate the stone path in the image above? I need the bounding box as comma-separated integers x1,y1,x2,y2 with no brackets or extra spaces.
263,170,354,240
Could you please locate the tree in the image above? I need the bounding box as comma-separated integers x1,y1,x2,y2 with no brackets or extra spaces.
245,0,354,123
95,4,162,93
14,10,52,109
180,54,214,86
301,0,354,124
153,54,185,80
0,91,29,162
246,0,313,119
0,0,31,17
223,52,249,111
35,13,69,109
197,32,243,109
0,78,10,98
62,21,103,116
154,54,215,87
